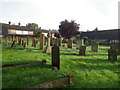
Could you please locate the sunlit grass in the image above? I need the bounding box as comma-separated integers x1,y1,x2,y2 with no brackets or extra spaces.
2,41,120,88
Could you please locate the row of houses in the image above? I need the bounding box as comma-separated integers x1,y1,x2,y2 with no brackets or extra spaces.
0,23,119,42
0,23,49,37
80,29,119,43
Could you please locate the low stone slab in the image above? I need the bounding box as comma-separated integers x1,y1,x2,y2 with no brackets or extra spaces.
30,75,73,88
2,60,47,69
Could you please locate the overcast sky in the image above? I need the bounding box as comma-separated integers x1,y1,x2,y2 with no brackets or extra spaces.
0,0,119,31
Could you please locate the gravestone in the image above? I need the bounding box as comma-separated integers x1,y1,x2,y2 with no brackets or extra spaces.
23,42,26,47
76,39,84,49
11,40,15,47
18,38,21,45
91,41,99,52
27,37,29,45
16,36,19,43
32,38,36,47
79,46,86,56
110,43,120,55
108,49,117,61
22,39,24,46
84,40,89,46
45,31,52,54
67,39,73,48
40,34,45,50
52,44,60,70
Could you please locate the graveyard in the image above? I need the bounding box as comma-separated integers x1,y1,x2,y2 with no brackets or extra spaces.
1,36,120,88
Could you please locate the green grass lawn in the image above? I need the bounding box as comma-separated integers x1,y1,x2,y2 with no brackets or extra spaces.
2,41,120,88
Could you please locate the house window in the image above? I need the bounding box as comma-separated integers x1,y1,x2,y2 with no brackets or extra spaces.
16,30,22,34
8,29,33,35
28,31,33,35
23,31,29,35
8,29,16,34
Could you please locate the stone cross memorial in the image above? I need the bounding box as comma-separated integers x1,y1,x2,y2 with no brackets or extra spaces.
45,31,51,54
52,44,60,70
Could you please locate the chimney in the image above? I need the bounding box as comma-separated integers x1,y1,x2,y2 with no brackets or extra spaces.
8,21,11,25
18,22,21,26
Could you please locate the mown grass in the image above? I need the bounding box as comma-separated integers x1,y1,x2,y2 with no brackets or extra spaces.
59,46,120,88
2,41,120,88
2,65,64,88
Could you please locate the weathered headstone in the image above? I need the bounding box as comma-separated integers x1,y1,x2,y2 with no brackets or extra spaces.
84,40,89,46
76,39,84,49
67,39,73,48
108,49,117,61
110,43,120,55
52,44,60,70
27,37,29,45
40,34,45,50
23,42,26,47
18,38,21,45
45,31,52,54
11,40,15,47
22,39,24,46
34,38,36,47
79,46,86,56
91,41,99,52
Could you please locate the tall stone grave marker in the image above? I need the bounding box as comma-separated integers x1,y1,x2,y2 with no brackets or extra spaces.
27,37,29,45
45,31,52,54
52,44,60,70
84,40,89,46
18,38,21,45
76,39,84,49
40,34,45,50
91,41,99,52
11,40,15,47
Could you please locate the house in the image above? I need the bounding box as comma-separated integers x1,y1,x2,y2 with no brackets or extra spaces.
80,29,119,43
0,23,36,37
0,23,53,37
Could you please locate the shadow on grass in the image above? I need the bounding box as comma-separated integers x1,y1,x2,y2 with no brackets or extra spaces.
60,53,78,56
3,63,52,69
71,58,118,64
87,54,108,56
71,58,119,70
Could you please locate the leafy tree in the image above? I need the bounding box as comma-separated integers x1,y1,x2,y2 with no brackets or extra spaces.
58,19,80,39
26,23,38,29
